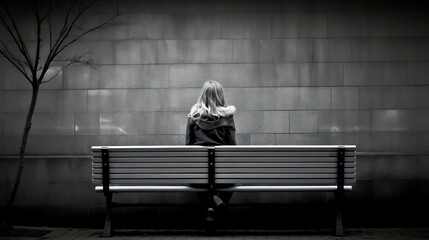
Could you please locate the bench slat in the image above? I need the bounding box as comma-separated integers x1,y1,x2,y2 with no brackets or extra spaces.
92,157,208,163
92,152,207,158
92,173,355,179
92,162,355,168
92,163,207,168
93,179,356,184
92,167,356,174
215,157,355,163
215,152,355,157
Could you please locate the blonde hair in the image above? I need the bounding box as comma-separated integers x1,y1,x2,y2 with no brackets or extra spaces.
188,80,227,120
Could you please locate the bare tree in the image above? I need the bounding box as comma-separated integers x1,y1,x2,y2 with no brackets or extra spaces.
0,0,117,229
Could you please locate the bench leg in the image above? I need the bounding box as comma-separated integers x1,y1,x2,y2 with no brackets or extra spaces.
103,192,113,237
335,191,344,236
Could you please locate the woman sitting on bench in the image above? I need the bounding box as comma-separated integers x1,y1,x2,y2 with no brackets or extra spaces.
185,80,237,224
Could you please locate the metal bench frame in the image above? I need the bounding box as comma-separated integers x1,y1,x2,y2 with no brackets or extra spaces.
92,145,356,237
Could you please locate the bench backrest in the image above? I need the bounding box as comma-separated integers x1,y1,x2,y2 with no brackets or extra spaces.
92,146,209,185
92,145,356,191
215,145,356,185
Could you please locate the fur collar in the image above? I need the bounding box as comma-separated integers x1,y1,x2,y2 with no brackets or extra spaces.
218,105,236,117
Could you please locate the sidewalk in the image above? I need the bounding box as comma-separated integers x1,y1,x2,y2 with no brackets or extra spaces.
1,227,429,240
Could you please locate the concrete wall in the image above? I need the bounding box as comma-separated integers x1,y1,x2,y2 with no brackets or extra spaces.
1,0,429,229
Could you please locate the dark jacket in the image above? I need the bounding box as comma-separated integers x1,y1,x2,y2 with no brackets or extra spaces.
186,106,236,146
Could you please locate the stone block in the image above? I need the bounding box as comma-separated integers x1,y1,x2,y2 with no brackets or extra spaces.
164,88,201,111
118,0,158,13
234,111,263,133
63,65,100,89
98,15,129,40
351,179,415,204
244,13,271,38
258,39,282,63
4,113,74,135
75,113,100,135
389,12,429,37
2,90,31,113
389,133,425,153
255,63,299,87
359,133,391,152
290,111,318,133
250,134,276,145
195,13,223,39
88,89,128,112
289,133,359,145
360,86,429,109
299,63,343,86
344,110,371,132
281,0,313,11
202,40,233,63
236,134,250,145
372,110,429,132
24,135,99,155
114,40,157,64
275,134,291,145
159,13,195,39
165,112,188,134
145,65,169,88
4,66,32,90
226,88,277,111
331,87,359,109
127,89,165,111
256,0,281,11
371,110,410,132
169,65,201,87
100,112,161,135
282,39,313,62
0,114,3,136
318,110,344,133
158,0,210,12
344,62,408,86
233,39,258,63
359,156,429,179
0,66,4,89
300,12,327,38
222,13,244,38
314,38,352,62
327,12,372,37
276,87,331,110
127,14,163,39
88,41,114,65
3,90,87,113
158,40,202,64
352,38,421,62
56,40,89,62
319,110,370,133
100,65,144,88
52,90,88,113
262,111,289,133
272,12,300,38
169,64,232,88
0,136,20,154
211,0,257,12
408,62,429,85
4,66,62,90
231,64,258,87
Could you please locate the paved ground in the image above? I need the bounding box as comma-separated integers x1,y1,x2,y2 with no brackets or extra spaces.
1,227,429,240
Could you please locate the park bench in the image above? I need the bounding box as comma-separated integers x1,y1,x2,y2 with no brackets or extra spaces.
92,145,357,237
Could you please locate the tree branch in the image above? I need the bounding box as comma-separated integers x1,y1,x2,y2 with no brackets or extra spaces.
41,50,89,84
0,0,34,69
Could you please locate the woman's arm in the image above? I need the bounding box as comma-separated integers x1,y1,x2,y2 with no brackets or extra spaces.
226,117,237,145
185,117,195,145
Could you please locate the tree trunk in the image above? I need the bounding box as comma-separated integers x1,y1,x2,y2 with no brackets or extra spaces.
2,85,39,229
